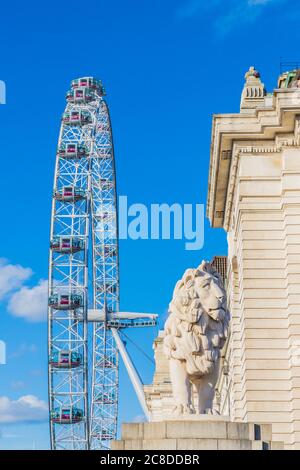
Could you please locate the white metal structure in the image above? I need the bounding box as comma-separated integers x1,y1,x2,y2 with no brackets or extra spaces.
111,328,149,419
48,77,157,450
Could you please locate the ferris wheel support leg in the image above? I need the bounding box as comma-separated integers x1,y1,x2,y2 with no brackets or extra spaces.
111,328,150,421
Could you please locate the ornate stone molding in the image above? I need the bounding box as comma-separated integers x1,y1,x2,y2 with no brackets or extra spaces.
207,86,300,229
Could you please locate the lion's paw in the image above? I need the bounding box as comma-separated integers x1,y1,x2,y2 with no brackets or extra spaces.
204,408,220,415
172,404,195,416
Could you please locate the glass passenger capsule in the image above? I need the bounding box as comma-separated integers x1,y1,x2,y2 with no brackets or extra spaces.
71,77,104,94
48,293,83,310
95,392,115,404
96,211,116,221
99,246,117,258
49,350,82,368
92,429,114,440
97,149,112,159
62,110,92,126
55,186,86,202
97,122,110,132
50,406,84,424
100,178,114,190
57,143,88,159
50,236,84,253
66,87,95,104
98,357,116,368
97,283,117,294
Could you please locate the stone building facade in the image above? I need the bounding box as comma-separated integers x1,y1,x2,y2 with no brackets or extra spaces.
207,67,300,449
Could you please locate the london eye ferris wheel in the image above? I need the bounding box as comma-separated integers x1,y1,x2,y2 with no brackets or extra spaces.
48,77,157,450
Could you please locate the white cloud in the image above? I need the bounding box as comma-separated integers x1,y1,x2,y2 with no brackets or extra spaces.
0,395,48,424
9,342,37,359
0,258,48,323
0,431,20,438
10,381,26,391
8,280,48,322
0,259,32,299
176,0,287,33
248,0,273,4
176,0,217,19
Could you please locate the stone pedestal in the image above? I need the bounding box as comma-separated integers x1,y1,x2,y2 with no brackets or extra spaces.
143,332,173,421
111,417,283,450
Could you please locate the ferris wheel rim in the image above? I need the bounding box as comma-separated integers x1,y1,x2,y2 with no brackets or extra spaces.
48,78,119,450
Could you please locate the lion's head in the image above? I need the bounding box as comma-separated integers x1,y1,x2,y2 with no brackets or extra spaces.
163,260,230,377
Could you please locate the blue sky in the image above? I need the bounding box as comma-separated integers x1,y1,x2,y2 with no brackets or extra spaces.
0,0,298,449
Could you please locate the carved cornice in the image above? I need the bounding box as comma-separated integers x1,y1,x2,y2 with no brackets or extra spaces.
207,90,300,229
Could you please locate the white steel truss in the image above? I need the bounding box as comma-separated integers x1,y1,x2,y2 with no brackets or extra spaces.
89,100,119,449
48,88,93,450
48,77,157,451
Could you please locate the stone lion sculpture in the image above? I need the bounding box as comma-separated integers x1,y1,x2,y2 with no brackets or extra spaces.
163,260,230,415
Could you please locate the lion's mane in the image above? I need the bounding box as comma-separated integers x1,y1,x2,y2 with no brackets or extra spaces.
163,261,230,377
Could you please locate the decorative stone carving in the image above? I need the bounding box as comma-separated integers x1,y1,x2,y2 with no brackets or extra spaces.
163,261,230,416
240,66,266,111
244,66,261,82
278,68,300,89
